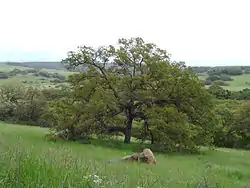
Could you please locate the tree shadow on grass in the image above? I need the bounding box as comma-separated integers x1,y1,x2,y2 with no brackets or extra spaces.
46,133,210,157
80,137,208,157
90,137,146,152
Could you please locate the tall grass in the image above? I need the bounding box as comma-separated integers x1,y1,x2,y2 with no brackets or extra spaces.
0,123,250,187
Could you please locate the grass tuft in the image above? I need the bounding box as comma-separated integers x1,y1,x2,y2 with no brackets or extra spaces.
0,123,250,187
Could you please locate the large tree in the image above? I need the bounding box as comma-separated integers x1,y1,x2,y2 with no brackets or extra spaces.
47,37,215,148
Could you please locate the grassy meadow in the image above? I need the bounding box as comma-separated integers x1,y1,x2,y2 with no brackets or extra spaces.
0,62,72,88
222,74,250,91
0,123,250,187
199,74,250,91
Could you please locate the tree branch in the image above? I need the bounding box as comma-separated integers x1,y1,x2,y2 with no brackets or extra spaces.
91,62,119,99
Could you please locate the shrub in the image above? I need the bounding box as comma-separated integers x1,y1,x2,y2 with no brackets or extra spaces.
226,67,243,75
0,72,8,79
220,74,233,81
204,79,213,85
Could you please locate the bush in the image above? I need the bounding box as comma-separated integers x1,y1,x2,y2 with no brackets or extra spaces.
0,72,8,79
220,74,233,81
207,85,231,99
50,73,66,80
206,75,220,81
213,99,250,149
26,68,38,74
207,68,222,76
245,81,250,86
204,79,213,85
230,88,250,100
0,83,69,127
38,71,50,78
204,75,221,85
226,67,243,75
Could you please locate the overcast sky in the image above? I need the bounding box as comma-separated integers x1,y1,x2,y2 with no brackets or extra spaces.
0,0,249,66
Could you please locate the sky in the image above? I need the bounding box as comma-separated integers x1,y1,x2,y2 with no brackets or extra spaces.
0,0,250,66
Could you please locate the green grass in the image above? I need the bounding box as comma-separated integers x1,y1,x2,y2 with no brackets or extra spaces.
222,74,250,91
0,123,250,187
199,74,250,91
0,75,50,86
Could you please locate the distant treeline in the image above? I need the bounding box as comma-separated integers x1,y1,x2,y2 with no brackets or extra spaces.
192,66,250,74
0,68,66,83
4,62,65,70
4,62,250,74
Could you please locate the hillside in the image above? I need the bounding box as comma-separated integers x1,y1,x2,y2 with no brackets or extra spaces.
199,74,250,91
3,61,65,70
1,62,250,92
193,66,250,91
1,39,250,188
0,123,249,187
0,62,74,88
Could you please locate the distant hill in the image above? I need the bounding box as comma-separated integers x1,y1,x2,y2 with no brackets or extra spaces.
2,62,65,70
3,62,250,76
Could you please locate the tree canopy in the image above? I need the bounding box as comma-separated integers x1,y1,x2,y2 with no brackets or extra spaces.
44,37,217,152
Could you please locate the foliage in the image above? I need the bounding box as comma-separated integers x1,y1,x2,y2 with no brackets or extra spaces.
225,67,243,75
220,74,233,81
206,75,220,82
1,42,250,152
0,83,68,127
207,85,231,99
213,100,241,148
42,37,217,153
207,68,223,76
213,99,250,149
207,67,243,76
204,78,213,85
205,74,233,86
231,101,250,148
1,68,66,81
191,66,211,74
145,105,201,152
0,84,46,125
230,88,250,100
244,68,250,74
0,72,9,79
206,85,250,101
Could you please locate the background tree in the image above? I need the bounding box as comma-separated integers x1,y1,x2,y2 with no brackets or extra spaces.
231,101,250,148
206,85,231,99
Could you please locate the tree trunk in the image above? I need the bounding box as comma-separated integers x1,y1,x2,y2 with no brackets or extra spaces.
145,119,154,144
124,117,133,144
149,130,154,144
